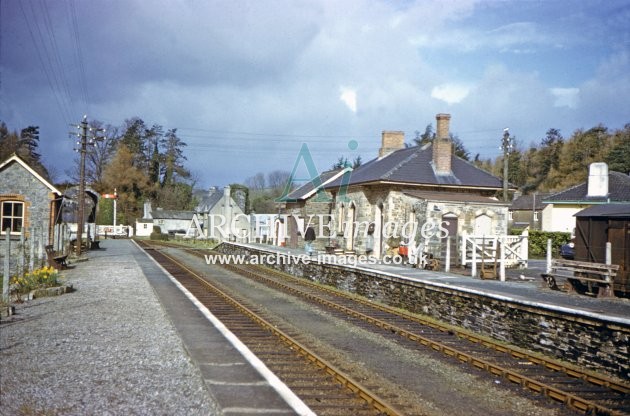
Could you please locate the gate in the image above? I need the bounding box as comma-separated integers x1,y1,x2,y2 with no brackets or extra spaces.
460,230,528,280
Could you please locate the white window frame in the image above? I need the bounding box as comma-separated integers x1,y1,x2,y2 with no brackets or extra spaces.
1,201,25,235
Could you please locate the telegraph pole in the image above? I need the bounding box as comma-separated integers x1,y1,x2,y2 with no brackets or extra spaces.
501,128,513,202
72,116,104,256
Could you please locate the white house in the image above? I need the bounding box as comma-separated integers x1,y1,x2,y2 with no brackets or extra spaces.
542,163,630,234
196,185,249,241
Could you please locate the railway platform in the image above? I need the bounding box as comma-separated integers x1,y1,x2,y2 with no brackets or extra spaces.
1,239,308,415
235,242,630,324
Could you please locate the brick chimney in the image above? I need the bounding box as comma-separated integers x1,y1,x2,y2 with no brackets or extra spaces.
432,113,452,174
379,131,405,157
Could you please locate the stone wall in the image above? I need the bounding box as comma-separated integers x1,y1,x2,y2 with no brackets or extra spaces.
218,242,630,381
285,192,334,252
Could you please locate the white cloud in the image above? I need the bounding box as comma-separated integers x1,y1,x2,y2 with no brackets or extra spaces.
339,87,358,113
4,0,629,186
550,87,580,109
431,83,471,104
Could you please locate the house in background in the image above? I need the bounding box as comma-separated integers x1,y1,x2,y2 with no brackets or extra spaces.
195,185,249,241
135,201,154,237
542,163,630,234
323,113,512,260
150,208,200,237
509,193,550,231
0,154,63,272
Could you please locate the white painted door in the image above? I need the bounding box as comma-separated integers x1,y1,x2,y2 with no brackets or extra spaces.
474,214,492,236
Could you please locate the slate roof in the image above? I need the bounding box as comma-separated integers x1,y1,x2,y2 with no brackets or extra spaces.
150,210,195,220
510,193,551,211
196,189,224,212
574,203,630,218
325,144,504,190
284,168,349,201
543,171,630,204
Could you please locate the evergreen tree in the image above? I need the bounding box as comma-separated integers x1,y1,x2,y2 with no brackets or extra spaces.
605,124,630,174
413,124,434,146
0,122,50,179
162,128,189,186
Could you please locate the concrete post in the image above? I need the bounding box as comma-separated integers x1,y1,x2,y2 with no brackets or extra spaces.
18,228,25,278
605,242,612,265
38,226,45,268
29,226,35,272
445,236,451,273
3,229,10,303
471,239,477,278
546,239,552,274
520,228,529,268
460,232,466,267
499,236,506,282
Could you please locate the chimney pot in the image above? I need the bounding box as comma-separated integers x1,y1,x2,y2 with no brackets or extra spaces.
379,131,405,157
433,113,452,174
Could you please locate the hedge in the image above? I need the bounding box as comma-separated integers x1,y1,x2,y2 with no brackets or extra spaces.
515,229,572,258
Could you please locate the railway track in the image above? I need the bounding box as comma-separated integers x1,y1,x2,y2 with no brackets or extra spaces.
137,240,402,416
145,241,629,416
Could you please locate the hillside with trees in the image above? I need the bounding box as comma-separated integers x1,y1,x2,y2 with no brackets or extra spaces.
475,123,630,194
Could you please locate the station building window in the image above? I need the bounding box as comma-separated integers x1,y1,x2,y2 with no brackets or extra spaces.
1,201,24,234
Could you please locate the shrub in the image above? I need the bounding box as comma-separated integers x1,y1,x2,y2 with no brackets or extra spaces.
150,226,169,241
528,230,572,258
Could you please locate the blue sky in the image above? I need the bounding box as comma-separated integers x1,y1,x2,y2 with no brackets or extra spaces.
1,0,629,188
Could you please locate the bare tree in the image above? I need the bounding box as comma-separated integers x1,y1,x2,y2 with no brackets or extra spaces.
86,123,119,192
245,172,266,190
267,170,291,193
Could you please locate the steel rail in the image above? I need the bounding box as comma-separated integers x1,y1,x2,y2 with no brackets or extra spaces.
218,261,626,416
145,241,629,415
139,241,402,416
244,261,630,395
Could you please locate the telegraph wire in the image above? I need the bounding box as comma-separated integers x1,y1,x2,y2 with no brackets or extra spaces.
68,0,90,112
37,0,75,114
26,0,74,118
18,0,72,125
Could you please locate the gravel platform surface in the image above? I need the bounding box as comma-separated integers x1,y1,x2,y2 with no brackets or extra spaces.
0,241,219,415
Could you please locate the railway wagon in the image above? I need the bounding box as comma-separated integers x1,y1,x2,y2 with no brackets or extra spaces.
574,204,630,296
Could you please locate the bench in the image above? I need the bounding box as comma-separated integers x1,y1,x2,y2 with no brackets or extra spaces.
45,245,68,270
541,259,619,298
